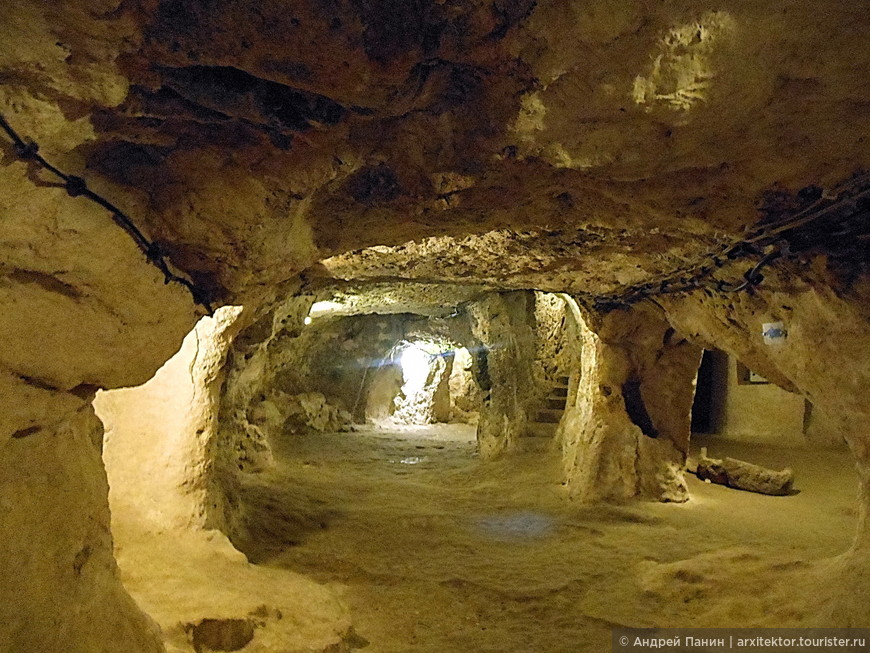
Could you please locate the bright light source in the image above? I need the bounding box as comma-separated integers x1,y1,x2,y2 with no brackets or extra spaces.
453,346,472,368
303,316,312,325
400,344,431,391
308,300,344,318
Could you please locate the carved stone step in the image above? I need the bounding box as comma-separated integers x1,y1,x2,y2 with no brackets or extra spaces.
523,422,558,438
536,408,563,423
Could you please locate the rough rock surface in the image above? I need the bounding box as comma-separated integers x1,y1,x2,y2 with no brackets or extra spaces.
560,303,702,502
1,0,869,647
95,306,247,533
696,451,795,496
468,292,538,457
532,292,580,395
0,406,164,653
277,391,352,434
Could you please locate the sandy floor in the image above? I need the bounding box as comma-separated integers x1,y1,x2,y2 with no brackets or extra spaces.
217,426,859,652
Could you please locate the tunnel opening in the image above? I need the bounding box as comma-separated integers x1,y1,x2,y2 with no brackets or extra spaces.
622,377,658,437
74,286,864,653
691,349,718,434
365,338,479,430
688,348,844,448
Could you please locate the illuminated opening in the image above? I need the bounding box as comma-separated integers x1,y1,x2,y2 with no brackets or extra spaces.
399,344,431,393
308,300,345,319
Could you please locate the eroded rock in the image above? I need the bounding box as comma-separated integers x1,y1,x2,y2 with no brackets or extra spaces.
695,449,795,496
560,302,702,502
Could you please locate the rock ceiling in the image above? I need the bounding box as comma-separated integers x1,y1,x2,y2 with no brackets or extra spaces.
1,1,869,309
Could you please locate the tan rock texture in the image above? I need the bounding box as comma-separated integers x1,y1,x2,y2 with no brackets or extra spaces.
532,292,581,397
6,2,868,300
95,306,248,533
560,304,702,502
0,406,164,653
1,0,869,646
468,292,538,457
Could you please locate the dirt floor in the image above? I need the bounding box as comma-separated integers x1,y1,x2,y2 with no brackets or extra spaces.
210,425,858,653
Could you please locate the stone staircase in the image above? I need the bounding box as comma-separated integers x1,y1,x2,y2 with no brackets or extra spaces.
518,375,570,451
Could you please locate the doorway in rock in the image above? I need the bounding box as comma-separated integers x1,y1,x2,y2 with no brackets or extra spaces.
365,339,480,430
689,348,843,447
691,349,719,434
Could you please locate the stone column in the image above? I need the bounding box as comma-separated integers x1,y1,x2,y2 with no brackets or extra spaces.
468,292,538,457
560,303,702,502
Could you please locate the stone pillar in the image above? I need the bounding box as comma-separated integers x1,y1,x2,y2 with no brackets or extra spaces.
468,292,537,457
560,303,702,502
219,291,312,467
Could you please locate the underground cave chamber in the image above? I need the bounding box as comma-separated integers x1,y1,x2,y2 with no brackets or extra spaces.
78,286,867,652
2,2,870,652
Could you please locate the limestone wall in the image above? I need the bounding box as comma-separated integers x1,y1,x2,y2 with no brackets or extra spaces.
0,406,165,653
0,82,196,653
559,303,702,502
448,346,482,424
717,356,805,443
94,306,247,533
468,292,538,457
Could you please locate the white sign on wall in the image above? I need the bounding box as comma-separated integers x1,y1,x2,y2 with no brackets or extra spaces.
762,321,787,345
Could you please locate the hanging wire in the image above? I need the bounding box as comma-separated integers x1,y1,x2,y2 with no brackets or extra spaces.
0,114,214,314
589,175,870,310
2,111,865,317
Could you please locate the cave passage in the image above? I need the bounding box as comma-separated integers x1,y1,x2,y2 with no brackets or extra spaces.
130,412,857,653
87,290,862,652
3,4,870,652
